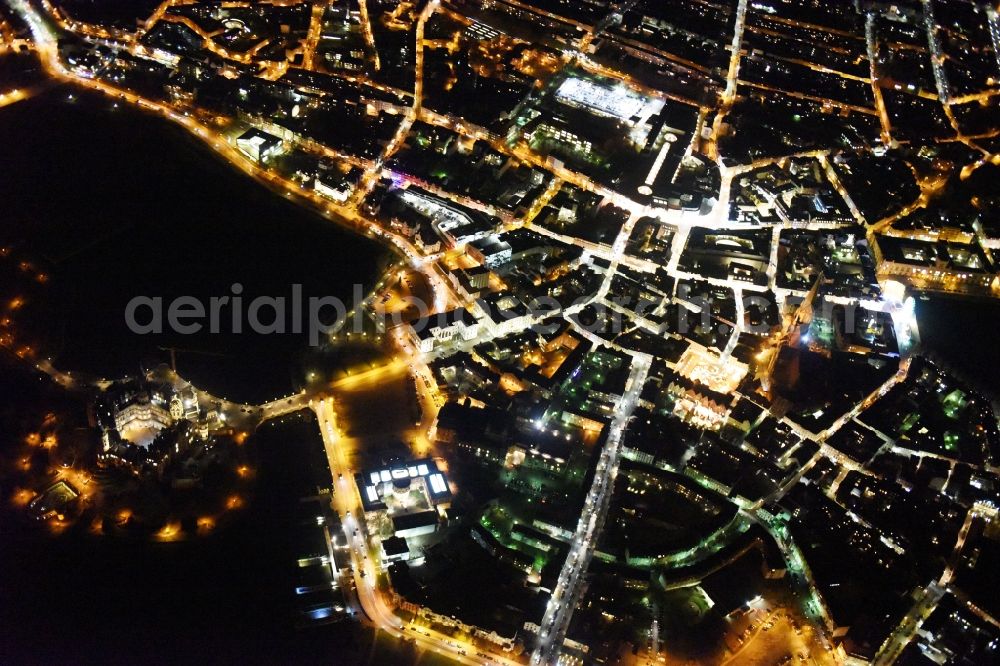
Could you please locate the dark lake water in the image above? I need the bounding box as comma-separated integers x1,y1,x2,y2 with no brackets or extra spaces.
0,375,367,663
916,295,1000,397
0,88,385,661
0,89,389,404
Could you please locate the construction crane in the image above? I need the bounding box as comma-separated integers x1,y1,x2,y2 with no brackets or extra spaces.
158,346,227,373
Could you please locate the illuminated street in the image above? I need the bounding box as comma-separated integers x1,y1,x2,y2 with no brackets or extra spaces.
3,0,1000,662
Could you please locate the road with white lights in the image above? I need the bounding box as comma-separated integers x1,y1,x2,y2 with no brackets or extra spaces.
5,1,980,664
530,353,650,664
314,397,523,666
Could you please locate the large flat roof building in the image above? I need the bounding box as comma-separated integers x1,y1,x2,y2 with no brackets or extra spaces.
355,458,452,513
392,510,439,539
236,128,284,164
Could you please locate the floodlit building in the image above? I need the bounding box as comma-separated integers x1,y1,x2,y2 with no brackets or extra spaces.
114,395,173,438
94,378,212,473
355,458,453,514
169,383,200,420
406,307,479,353
554,75,658,122
667,379,731,430
390,189,497,249
872,236,997,294
675,344,749,395
315,166,361,203
526,121,595,160
476,292,533,337
236,128,284,163
468,235,513,269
